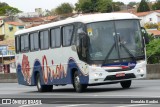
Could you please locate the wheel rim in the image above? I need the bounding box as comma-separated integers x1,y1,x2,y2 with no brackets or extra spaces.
75,75,80,89
37,77,41,90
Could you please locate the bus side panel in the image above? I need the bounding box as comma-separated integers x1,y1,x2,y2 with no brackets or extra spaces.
31,58,89,85
30,59,42,86
17,64,31,85
17,55,89,86
68,58,89,84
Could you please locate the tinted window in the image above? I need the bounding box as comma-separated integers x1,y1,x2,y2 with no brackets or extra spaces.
40,30,49,49
63,25,73,46
15,36,20,53
30,32,39,51
20,34,29,52
51,28,61,48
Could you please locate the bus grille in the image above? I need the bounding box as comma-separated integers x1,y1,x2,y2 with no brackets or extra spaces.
104,73,136,81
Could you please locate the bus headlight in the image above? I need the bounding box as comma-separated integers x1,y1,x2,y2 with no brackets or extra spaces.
94,73,99,77
91,64,101,67
137,68,144,73
94,73,103,77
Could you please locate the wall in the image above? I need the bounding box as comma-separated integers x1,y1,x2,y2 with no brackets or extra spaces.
140,12,159,26
4,23,17,39
147,64,160,79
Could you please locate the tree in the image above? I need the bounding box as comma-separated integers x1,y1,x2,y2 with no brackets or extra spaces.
128,2,137,7
0,2,8,7
55,3,73,15
147,39,160,64
144,23,158,29
137,0,150,12
75,0,113,13
152,0,160,10
0,2,21,15
75,0,98,13
96,0,113,13
112,2,124,12
47,9,56,16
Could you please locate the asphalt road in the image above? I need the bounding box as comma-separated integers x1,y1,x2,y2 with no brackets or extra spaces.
0,80,160,107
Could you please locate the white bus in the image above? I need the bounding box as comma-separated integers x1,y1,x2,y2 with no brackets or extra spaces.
15,13,147,92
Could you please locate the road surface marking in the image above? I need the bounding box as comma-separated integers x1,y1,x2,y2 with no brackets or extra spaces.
27,93,160,98
19,104,41,107
56,104,90,107
115,104,150,107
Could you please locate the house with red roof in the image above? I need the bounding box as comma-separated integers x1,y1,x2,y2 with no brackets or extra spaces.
133,10,160,26
147,29,160,39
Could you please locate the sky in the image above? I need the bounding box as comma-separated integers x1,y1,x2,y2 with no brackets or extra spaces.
0,0,157,12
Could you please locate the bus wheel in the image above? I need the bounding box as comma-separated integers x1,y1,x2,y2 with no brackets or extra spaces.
120,80,131,89
36,73,53,92
73,71,87,93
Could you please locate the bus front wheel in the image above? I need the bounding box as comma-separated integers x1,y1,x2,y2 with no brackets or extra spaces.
36,73,53,92
120,80,132,89
73,71,87,93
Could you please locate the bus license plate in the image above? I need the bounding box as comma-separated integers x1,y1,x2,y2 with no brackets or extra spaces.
116,73,125,77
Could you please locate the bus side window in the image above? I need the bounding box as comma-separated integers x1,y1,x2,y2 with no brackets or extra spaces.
30,32,39,51
76,23,88,61
40,30,49,50
62,25,74,46
20,34,29,52
15,36,20,53
51,28,61,48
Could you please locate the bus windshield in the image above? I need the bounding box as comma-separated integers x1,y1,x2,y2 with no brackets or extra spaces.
87,20,144,63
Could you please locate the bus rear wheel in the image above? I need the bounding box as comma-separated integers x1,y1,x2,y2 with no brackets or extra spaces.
73,71,87,93
120,80,132,89
36,73,53,92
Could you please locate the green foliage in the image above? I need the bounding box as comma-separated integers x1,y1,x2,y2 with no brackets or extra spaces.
148,33,154,41
128,2,137,7
75,0,98,13
144,23,158,29
97,0,112,13
114,1,124,6
158,22,160,30
55,3,73,15
0,2,8,7
147,39,160,64
152,0,160,10
0,2,21,15
112,2,124,12
137,0,150,12
75,0,114,13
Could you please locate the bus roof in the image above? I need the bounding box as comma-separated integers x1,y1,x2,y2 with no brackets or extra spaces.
15,13,139,36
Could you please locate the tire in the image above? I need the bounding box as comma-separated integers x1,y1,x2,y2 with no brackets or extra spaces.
73,71,87,93
36,73,53,92
120,80,132,89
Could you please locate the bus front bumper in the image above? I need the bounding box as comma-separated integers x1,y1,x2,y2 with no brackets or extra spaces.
88,64,146,84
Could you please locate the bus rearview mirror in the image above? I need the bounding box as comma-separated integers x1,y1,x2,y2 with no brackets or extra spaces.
141,27,149,44
77,28,86,36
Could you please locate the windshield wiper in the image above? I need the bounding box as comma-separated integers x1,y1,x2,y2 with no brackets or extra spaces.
102,42,116,65
120,42,136,62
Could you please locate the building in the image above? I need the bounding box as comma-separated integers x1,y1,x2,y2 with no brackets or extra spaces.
16,12,40,18
134,10,160,26
147,29,160,39
17,16,57,28
0,20,25,40
16,8,47,18
0,17,25,40
0,18,24,73
18,17,45,28
4,22,25,39
35,8,43,15
0,18,5,41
